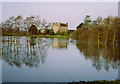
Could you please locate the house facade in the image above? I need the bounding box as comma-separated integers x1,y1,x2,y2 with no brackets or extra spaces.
52,22,68,34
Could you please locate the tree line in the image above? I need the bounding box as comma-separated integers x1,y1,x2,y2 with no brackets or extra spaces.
72,15,120,46
2,15,52,32
1,15,72,36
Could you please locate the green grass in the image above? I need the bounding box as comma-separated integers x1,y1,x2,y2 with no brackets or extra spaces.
29,35,70,38
2,32,70,38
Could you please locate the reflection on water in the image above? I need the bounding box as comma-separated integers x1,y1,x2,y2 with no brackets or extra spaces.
2,36,50,67
0,37,1,84
76,42,119,71
0,37,2,60
2,36,119,81
52,38,68,49
2,36,69,68
2,36,119,69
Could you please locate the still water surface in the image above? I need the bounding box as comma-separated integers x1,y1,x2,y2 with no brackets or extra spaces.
1,36,119,82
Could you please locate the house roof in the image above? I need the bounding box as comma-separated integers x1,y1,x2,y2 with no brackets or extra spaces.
60,23,68,27
30,25,36,28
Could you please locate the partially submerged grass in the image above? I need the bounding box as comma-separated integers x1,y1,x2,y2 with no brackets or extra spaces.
2,32,70,38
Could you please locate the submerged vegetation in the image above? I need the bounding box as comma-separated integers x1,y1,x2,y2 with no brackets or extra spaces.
1,14,120,82
70,15,120,76
72,15,120,72
72,15,120,46
1,15,120,43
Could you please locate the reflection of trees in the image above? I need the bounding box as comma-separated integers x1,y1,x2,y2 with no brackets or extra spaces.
0,37,2,59
2,36,49,68
76,41,119,71
52,38,68,49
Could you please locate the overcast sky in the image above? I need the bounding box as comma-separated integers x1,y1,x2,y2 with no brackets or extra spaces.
2,2,118,30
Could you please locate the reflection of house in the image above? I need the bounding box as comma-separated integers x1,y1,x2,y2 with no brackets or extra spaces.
52,38,67,49
52,22,68,34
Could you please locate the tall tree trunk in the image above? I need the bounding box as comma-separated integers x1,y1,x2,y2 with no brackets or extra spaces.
105,29,108,47
113,30,116,45
98,30,100,48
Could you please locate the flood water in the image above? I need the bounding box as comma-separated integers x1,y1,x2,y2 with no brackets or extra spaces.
1,36,119,82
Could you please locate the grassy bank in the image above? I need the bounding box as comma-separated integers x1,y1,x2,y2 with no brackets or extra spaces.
2,32,70,39
29,35,69,38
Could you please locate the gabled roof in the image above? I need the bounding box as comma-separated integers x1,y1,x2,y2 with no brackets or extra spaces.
60,23,67,27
